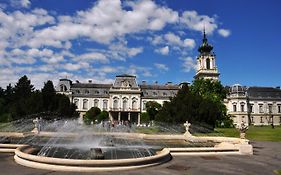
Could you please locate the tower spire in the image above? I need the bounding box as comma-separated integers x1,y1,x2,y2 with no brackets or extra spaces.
203,26,206,40
198,27,213,53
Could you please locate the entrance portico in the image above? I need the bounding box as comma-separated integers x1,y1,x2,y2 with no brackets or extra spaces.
109,111,141,125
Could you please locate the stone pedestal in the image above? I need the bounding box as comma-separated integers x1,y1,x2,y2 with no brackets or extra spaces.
239,143,253,155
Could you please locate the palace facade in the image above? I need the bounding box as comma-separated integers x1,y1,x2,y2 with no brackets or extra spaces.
56,31,281,126
56,75,179,125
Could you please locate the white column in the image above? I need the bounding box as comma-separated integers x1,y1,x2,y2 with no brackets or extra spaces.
109,112,113,122
118,112,121,121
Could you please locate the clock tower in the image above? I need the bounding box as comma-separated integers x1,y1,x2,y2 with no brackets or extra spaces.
194,29,220,80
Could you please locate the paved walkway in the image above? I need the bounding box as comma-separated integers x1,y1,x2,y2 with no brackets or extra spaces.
0,141,280,175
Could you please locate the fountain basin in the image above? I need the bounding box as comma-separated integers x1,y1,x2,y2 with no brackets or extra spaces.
14,145,172,172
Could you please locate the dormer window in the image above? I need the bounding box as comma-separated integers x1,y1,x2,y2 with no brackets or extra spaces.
75,90,80,94
95,90,99,94
85,90,89,94
153,92,157,96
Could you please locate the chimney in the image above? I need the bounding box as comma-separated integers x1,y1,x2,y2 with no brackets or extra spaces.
154,81,158,85
88,80,92,83
142,80,147,85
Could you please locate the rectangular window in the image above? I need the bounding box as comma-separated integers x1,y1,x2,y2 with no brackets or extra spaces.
143,101,147,110
278,105,281,113
268,104,272,113
260,116,263,123
250,104,254,113
259,104,263,113
233,104,237,112
83,100,88,110
251,116,254,123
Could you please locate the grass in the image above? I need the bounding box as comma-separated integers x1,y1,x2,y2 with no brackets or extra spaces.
195,126,281,142
274,170,281,175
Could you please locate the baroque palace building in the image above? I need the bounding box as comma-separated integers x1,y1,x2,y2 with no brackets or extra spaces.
56,31,281,126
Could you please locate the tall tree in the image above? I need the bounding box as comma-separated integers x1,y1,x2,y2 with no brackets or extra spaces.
42,80,56,111
145,101,161,121
14,75,34,99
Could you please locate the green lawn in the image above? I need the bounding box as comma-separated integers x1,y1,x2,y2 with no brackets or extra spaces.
274,170,281,175
195,126,281,142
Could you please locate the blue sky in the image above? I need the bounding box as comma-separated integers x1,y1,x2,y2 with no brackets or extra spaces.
0,0,280,89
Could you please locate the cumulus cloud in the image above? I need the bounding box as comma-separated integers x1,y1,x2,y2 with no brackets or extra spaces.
11,0,31,8
152,32,195,55
0,0,229,88
218,29,231,37
155,46,169,55
154,63,169,71
180,10,217,34
77,52,109,63
181,57,197,72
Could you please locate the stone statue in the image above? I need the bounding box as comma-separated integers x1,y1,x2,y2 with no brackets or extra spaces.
238,122,248,139
32,117,42,134
184,121,192,136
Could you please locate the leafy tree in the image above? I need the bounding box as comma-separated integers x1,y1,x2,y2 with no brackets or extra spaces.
56,94,77,117
97,111,109,122
190,78,227,101
141,112,150,123
42,80,56,111
156,80,228,129
145,101,161,121
83,107,101,125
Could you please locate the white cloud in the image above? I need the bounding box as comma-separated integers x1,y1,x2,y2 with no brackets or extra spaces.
155,46,169,55
180,10,217,34
77,52,109,63
164,32,182,46
154,63,169,71
183,39,196,49
10,0,31,8
181,57,197,72
218,29,231,37
152,33,195,51
27,0,178,46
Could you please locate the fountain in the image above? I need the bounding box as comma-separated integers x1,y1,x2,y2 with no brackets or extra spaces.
0,118,253,172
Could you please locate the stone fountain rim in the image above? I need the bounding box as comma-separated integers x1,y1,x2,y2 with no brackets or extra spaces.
15,145,171,166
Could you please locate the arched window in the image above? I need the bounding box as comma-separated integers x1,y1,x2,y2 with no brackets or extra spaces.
206,58,210,69
240,102,245,112
74,99,79,108
123,98,128,110
60,85,67,92
83,99,88,109
113,98,119,109
233,103,237,112
94,99,99,107
103,100,108,110
132,98,137,110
